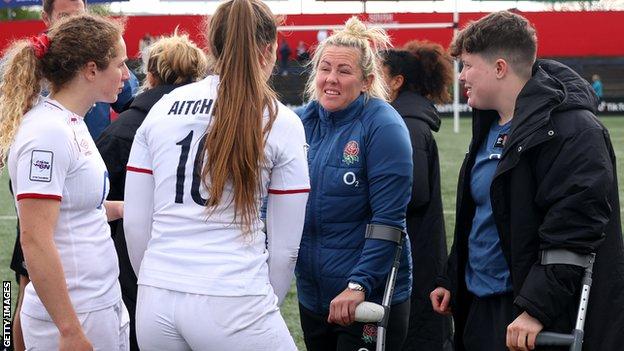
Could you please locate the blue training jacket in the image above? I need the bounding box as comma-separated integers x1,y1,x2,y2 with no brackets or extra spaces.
295,94,414,314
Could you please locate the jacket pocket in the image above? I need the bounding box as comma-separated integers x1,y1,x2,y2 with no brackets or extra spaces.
320,165,370,224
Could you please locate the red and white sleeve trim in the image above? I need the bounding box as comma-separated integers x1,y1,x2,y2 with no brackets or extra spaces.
268,188,310,195
16,193,62,201
126,166,153,175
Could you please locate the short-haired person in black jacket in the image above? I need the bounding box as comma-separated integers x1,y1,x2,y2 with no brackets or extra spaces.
95,33,208,351
380,45,454,351
430,11,624,351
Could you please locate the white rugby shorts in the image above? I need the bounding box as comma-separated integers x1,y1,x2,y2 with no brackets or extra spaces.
135,285,297,351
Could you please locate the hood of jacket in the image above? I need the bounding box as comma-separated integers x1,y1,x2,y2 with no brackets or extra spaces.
510,59,598,139
391,91,441,132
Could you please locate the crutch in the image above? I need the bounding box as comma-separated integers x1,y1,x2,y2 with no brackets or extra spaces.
535,250,596,351
354,224,405,351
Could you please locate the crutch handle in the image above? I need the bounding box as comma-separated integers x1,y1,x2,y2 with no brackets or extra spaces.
535,331,575,346
354,302,384,322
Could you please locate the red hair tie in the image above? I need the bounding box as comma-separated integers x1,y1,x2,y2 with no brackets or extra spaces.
29,33,50,59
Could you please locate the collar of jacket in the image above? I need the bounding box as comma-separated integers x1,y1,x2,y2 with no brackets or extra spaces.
391,90,441,132
318,93,366,126
470,59,597,155
129,83,187,114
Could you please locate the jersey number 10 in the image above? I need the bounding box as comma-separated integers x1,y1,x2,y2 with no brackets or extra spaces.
175,130,208,206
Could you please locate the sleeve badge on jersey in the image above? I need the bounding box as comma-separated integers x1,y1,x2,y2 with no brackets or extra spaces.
29,150,54,182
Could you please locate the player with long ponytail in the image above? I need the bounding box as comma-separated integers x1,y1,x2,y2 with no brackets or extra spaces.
123,0,310,349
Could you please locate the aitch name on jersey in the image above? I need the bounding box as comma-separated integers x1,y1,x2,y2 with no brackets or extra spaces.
168,98,214,116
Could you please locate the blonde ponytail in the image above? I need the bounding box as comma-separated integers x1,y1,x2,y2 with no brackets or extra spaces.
0,42,43,167
0,14,123,169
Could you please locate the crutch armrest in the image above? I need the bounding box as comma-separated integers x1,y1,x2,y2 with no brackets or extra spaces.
365,224,404,244
540,249,595,268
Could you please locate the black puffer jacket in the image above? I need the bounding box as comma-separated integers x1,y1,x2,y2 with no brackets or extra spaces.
392,91,453,351
441,59,624,350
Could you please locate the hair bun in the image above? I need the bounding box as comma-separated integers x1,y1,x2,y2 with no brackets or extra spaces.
337,17,390,51
343,17,369,40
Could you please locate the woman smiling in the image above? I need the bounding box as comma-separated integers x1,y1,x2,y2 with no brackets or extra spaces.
296,16,414,351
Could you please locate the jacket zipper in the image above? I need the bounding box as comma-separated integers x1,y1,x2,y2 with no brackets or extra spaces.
309,121,333,312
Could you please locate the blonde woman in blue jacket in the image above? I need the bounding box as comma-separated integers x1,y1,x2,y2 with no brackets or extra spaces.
296,17,414,351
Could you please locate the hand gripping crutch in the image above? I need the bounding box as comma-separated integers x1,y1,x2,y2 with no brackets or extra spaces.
354,224,405,351
535,250,596,351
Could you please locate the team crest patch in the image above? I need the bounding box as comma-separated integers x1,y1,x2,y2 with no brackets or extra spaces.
342,140,360,165
362,323,377,344
29,150,53,182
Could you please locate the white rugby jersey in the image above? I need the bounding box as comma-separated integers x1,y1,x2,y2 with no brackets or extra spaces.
8,98,121,320
125,75,309,300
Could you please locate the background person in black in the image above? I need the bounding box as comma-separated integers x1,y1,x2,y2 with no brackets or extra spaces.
95,32,208,351
279,39,292,76
380,43,454,351
430,11,624,351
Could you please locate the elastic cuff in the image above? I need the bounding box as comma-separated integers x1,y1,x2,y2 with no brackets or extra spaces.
514,295,552,327
435,275,451,291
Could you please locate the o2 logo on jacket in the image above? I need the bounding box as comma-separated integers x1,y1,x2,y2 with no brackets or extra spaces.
343,171,359,187
342,140,360,165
